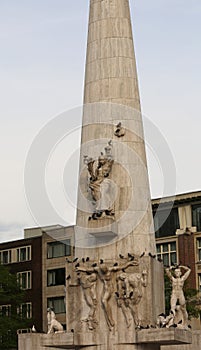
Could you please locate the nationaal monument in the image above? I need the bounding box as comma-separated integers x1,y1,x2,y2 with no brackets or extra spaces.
18,1,200,349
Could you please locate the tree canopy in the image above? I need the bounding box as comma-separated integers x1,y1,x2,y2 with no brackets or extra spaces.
0,264,32,349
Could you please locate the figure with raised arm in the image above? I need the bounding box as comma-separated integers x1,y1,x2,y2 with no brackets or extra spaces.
77,259,139,330
165,265,191,328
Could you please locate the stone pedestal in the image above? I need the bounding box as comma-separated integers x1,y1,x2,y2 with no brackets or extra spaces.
65,257,165,349
136,328,192,346
18,329,193,350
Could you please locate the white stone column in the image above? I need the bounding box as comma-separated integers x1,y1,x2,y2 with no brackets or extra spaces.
75,0,156,260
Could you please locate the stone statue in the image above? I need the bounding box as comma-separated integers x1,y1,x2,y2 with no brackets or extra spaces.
84,141,115,220
114,122,125,137
76,259,139,330
77,272,98,330
47,308,64,334
165,265,191,328
156,312,174,328
31,325,37,333
116,270,148,328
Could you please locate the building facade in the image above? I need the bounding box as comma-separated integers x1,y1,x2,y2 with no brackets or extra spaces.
153,191,201,295
0,234,43,330
0,225,74,332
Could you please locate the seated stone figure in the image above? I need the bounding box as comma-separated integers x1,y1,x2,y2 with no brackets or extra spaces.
47,308,64,334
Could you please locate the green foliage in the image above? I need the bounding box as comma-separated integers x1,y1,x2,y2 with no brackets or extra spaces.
164,273,171,314
0,264,32,349
185,287,201,319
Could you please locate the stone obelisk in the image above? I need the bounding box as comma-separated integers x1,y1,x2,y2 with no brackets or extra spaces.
75,0,156,259
17,2,192,349
66,1,165,349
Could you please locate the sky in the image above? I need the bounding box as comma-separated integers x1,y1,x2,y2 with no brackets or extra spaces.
0,0,201,243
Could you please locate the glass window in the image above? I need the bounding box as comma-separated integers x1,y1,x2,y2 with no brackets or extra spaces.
197,238,201,261
192,204,201,232
18,303,32,319
154,207,180,238
198,274,201,293
47,268,65,286
170,242,176,251
156,241,177,266
17,271,31,290
0,250,12,264
0,305,11,317
47,239,71,259
17,246,31,262
163,244,168,252
47,297,65,314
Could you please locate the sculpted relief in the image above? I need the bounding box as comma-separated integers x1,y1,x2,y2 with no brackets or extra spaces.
116,270,148,328
77,272,98,330
84,141,115,220
114,122,125,138
73,257,149,331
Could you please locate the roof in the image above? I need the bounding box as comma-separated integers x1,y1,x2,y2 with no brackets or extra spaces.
152,190,201,207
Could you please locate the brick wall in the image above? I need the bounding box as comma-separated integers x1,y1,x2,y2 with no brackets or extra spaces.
178,233,196,289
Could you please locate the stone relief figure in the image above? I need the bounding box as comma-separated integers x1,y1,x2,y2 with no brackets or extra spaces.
114,122,125,138
165,265,191,328
47,308,64,334
84,141,115,220
77,272,98,330
156,312,174,328
116,270,148,328
76,259,139,330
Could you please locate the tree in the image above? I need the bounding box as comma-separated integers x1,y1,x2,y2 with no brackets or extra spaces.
0,264,32,349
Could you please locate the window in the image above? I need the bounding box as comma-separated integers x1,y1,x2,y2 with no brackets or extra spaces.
154,207,180,238
156,241,177,266
17,246,31,262
47,239,71,259
197,238,201,261
0,305,11,317
192,204,201,232
17,271,32,290
0,250,11,264
47,268,65,286
198,274,201,293
18,303,32,319
47,297,65,314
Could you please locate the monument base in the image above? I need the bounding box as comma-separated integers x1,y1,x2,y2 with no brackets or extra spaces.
18,329,193,350
136,328,192,345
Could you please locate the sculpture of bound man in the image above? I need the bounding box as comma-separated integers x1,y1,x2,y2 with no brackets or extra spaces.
165,265,191,328
76,259,139,330
77,272,98,330
116,270,148,328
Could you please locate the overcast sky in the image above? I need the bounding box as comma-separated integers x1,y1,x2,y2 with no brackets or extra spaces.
0,0,201,243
